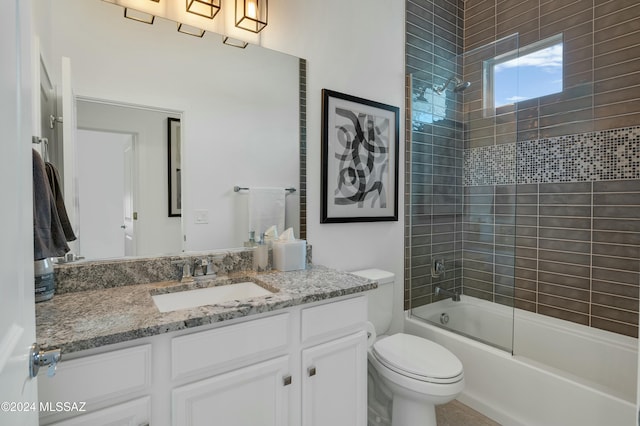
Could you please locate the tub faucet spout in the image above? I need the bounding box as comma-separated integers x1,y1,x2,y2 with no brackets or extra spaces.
435,286,461,302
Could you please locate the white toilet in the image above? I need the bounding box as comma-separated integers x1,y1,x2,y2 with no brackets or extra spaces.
352,269,464,426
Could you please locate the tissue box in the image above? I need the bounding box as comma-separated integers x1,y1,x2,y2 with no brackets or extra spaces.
272,239,307,271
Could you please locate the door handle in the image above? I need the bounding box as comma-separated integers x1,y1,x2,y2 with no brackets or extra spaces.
120,225,126,229
29,343,61,378
308,366,316,377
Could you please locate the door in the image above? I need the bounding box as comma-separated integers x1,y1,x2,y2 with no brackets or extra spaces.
302,331,367,426
0,0,39,424
123,139,136,256
76,130,134,259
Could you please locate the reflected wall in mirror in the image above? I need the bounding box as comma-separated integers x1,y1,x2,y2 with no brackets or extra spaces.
49,0,302,260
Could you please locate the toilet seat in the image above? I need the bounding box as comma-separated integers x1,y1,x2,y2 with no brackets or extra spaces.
372,333,463,384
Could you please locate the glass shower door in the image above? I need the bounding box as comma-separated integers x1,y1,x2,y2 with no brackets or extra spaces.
407,34,520,354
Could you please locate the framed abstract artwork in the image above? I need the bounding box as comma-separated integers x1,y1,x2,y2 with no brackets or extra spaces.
321,89,399,223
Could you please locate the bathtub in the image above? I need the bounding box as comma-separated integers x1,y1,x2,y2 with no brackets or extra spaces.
405,296,638,426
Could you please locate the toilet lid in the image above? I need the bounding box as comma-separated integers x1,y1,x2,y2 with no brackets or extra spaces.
372,334,463,382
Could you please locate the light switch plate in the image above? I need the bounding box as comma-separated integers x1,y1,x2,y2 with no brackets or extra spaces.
194,209,209,224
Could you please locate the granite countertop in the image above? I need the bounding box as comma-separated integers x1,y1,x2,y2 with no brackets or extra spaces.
36,265,377,354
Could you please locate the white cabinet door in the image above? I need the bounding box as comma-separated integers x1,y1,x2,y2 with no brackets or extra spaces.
302,331,367,426
172,355,291,426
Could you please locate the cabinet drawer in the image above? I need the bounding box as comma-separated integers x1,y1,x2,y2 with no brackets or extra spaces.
172,313,291,380
48,396,150,426
301,296,367,344
39,345,151,421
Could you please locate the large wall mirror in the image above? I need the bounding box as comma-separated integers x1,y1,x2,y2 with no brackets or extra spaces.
46,0,303,260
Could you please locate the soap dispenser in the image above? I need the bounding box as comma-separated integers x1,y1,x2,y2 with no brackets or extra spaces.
253,232,269,270
244,230,257,248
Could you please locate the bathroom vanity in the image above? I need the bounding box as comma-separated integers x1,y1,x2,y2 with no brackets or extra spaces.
36,257,375,426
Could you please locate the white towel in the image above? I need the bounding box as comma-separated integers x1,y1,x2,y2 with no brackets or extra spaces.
248,187,286,237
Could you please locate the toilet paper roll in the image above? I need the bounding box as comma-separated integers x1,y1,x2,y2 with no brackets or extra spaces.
365,321,377,348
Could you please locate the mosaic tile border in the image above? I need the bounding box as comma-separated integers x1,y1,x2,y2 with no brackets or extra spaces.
464,126,640,186
464,143,515,185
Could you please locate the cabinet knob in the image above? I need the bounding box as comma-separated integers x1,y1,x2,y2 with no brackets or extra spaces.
308,366,316,377
283,375,292,386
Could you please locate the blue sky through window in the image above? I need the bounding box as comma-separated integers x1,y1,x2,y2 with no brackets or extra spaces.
493,42,563,107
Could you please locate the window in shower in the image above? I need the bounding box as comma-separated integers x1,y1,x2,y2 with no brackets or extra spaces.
484,34,563,111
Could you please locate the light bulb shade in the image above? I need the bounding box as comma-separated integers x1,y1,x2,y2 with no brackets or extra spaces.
186,0,221,19
235,0,267,33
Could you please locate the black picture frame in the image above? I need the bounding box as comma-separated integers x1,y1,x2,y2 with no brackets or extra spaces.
321,89,399,223
168,117,182,217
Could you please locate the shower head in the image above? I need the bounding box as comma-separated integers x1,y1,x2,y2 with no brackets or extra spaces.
453,80,471,93
434,77,471,94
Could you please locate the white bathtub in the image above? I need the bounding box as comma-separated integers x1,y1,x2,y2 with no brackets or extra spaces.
406,296,638,426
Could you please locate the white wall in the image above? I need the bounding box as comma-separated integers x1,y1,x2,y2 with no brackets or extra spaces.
261,0,406,332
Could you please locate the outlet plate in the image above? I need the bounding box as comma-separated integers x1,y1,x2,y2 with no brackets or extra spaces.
194,209,209,224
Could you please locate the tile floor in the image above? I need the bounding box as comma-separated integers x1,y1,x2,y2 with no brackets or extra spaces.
436,400,501,426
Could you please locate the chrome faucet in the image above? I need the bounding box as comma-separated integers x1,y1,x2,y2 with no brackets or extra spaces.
193,258,205,277
191,257,218,278
435,286,460,302
171,259,194,283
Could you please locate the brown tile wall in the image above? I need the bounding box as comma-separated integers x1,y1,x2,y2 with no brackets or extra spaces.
465,179,640,338
462,1,640,337
406,0,640,338
517,181,640,337
464,0,640,142
405,0,465,310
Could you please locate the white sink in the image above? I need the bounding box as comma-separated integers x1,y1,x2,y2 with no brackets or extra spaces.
152,282,274,313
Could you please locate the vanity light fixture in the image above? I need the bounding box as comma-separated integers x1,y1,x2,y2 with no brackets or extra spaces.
222,36,249,49
177,23,206,37
186,0,221,19
235,0,267,33
124,8,155,24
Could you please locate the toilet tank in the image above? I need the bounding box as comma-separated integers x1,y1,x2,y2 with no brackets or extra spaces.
351,269,395,336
